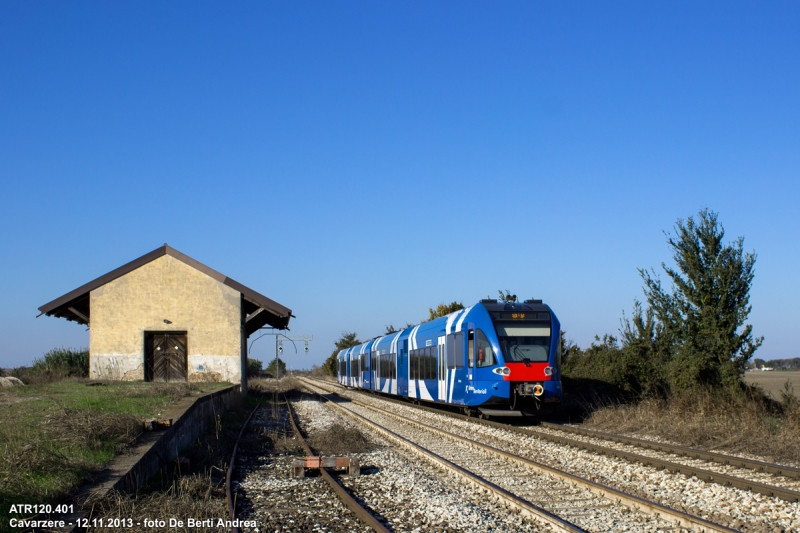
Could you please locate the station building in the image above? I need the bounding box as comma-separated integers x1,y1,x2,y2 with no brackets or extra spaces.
38,245,292,390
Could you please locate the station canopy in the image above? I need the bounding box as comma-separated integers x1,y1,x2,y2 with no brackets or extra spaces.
38,244,293,335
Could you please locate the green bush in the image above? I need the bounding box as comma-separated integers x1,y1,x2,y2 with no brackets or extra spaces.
34,347,89,377
9,347,89,385
246,358,263,377
562,335,651,399
265,357,286,377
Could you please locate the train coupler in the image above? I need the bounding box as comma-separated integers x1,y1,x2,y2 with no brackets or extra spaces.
292,456,360,478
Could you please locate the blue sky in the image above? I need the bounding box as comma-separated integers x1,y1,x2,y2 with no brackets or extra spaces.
1,2,798,369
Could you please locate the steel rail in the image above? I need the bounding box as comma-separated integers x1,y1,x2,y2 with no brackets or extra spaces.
524,425,800,503
311,378,800,503
539,422,800,479
304,378,740,533
226,404,261,533
299,382,588,533
283,393,391,533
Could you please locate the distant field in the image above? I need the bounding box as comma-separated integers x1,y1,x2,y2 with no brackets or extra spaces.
744,370,800,400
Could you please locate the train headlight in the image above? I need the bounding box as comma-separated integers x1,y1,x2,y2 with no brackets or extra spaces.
544,366,553,376
492,367,511,376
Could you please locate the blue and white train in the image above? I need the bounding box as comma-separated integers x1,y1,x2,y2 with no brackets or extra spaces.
337,298,562,416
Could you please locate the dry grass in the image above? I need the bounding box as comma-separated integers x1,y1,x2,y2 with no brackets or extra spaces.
582,390,800,465
87,474,228,532
85,397,257,532
40,408,143,450
307,423,375,456
248,376,301,394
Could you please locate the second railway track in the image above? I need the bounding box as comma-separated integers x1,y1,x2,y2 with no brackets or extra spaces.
314,377,800,502
301,378,742,533
305,377,800,533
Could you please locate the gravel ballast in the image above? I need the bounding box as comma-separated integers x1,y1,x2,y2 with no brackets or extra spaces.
321,381,800,533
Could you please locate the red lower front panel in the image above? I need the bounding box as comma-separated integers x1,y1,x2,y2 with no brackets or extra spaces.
503,362,551,381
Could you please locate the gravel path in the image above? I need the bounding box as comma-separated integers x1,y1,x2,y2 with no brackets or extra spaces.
322,382,799,533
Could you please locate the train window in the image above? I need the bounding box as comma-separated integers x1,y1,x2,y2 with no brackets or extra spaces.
455,332,464,368
446,335,455,369
475,329,495,368
380,352,396,379
409,347,437,380
494,323,551,362
468,330,474,368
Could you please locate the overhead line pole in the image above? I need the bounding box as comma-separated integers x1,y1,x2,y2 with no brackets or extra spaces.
249,327,313,379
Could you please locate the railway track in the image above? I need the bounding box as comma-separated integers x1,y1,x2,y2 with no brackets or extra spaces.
283,393,390,533
308,378,800,532
228,398,377,532
301,378,738,533
312,378,800,502
233,391,555,532
532,423,800,499
537,423,800,480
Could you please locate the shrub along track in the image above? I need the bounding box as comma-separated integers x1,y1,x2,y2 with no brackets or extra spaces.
307,378,800,533
301,379,739,533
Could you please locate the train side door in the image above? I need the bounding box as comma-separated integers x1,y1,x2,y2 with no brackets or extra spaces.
445,332,464,403
437,336,446,401
371,349,377,391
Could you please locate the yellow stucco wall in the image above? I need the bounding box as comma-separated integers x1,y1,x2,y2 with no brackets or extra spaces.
89,255,242,382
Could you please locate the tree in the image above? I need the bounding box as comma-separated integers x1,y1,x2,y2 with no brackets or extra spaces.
559,330,580,366
385,324,398,334
322,332,362,377
247,358,263,377
266,357,286,376
498,290,517,303
640,209,763,393
427,301,464,321
618,302,671,396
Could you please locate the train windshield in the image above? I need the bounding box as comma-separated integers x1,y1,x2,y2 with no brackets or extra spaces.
493,322,551,363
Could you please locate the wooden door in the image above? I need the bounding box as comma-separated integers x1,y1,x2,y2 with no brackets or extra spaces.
145,332,187,382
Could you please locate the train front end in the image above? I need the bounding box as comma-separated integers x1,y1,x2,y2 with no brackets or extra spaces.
481,300,562,415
